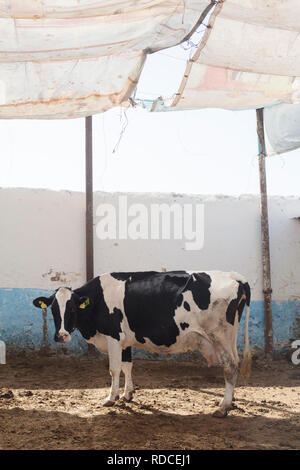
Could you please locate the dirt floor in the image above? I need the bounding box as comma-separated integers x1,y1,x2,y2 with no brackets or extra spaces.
0,352,299,450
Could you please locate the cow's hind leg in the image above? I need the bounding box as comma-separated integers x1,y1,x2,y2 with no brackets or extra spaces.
213,352,238,418
103,338,122,407
121,347,134,402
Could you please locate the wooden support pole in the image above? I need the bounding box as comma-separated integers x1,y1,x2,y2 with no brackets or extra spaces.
256,108,273,358
85,115,94,281
85,116,95,356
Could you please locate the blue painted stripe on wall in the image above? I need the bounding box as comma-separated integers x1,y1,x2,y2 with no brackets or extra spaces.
0,288,299,355
0,288,88,354
237,300,300,350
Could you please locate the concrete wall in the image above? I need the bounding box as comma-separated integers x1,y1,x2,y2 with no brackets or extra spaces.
0,188,299,355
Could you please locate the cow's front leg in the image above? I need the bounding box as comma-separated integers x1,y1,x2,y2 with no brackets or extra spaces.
213,354,238,418
121,347,134,402
103,338,122,407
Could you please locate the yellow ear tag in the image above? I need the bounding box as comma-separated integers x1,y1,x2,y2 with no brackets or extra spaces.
39,301,47,309
79,298,90,309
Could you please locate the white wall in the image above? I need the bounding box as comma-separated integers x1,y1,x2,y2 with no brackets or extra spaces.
0,188,299,302
0,188,86,289
93,192,300,301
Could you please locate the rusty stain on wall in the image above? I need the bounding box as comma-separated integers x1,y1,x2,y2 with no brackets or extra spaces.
42,269,81,285
41,308,49,351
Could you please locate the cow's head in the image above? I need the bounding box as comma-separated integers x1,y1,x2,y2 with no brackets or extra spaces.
33,287,90,343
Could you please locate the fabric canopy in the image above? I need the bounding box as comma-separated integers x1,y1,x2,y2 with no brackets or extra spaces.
0,0,211,118
172,0,300,110
195,0,300,76
1,0,300,121
264,104,300,156
172,64,300,110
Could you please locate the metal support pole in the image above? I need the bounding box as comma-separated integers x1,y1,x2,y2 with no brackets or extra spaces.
85,115,94,281
256,108,273,358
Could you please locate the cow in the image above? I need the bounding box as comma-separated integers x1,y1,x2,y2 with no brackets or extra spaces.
33,270,251,418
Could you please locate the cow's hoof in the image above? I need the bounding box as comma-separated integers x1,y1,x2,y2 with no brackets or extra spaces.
103,399,115,407
121,391,134,402
212,408,228,418
103,396,119,407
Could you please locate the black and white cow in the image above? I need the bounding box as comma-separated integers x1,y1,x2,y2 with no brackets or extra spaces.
33,270,251,418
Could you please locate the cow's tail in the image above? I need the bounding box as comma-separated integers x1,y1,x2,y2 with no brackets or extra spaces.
240,282,251,382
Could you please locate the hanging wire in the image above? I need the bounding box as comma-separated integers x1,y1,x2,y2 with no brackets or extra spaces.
179,25,209,63
179,0,220,59
112,106,129,154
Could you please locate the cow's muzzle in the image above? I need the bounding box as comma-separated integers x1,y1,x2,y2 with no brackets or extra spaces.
54,333,72,343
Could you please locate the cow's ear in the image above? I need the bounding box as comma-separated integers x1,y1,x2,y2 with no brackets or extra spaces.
33,295,54,309
78,296,90,309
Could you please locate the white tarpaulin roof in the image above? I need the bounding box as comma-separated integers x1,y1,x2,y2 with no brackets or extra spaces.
172,0,300,109
0,0,211,118
171,64,300,110
1,0,300,141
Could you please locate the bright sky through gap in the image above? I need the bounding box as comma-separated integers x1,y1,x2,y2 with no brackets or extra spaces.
0,40,299,197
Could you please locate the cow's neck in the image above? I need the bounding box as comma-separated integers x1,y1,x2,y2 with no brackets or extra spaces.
74,277,101,340
75,306,97,340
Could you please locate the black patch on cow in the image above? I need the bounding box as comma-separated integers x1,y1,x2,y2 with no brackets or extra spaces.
176,294,183,307
183,301,190,311
50,298,62,333
109,271,212,347
182,272,211,310
63,298,79,334
122,271,191,347
98,307,123,340
122,347,132,363
180,322,189,330
226,299,238,326
226,281,250,325
237,298,246,322
243,282,251,306
33,294,55,309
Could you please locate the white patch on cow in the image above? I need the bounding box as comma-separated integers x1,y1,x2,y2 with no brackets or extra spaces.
97,274,141,350
55,287,72,339
107,337,122,402
99,273,126,314
168,271,246,366
86,332,108,353
121,361,134,401
98,273,135,348
171,290,218,362
207,271,239,304
186,270,244,299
